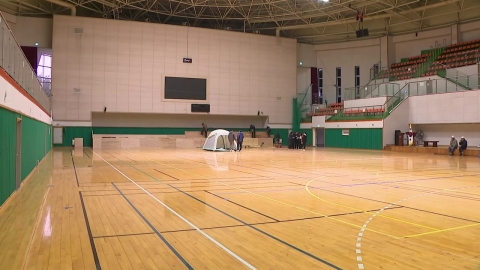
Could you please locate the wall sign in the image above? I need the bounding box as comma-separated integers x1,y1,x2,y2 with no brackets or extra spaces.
342,129,350,136
183,58,192,63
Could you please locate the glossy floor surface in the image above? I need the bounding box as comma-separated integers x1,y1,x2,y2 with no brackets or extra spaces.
1,147,480,270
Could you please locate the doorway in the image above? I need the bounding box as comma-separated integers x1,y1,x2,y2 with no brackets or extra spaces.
53,126,63,144
316,128,325,147
16,118,22,190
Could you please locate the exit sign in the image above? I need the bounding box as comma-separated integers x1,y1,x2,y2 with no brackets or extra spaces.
183,58,192,63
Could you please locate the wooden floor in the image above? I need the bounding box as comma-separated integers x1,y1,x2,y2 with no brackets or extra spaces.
1,147,480,270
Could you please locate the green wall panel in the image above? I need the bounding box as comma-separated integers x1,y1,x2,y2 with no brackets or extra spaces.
325,128,383,150
56,127,293,147
0,107,18,206
21,117,50,181
0,106,52,207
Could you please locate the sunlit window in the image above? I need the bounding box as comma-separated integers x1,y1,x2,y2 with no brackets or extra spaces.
37,54,52,95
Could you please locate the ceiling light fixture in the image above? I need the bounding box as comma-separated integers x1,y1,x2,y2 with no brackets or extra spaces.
322,0,329,2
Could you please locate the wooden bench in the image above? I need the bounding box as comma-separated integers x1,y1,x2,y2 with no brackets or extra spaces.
423,140,439,147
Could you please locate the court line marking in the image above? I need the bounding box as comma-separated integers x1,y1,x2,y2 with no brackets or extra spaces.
79,192,102,270
355,184,480,269
170,184,342,270
304,180,441,231
102,151,163,182
90,149,256,270
404,223,480,238
112,183,193,269
123,150,402,239
205,190,280,222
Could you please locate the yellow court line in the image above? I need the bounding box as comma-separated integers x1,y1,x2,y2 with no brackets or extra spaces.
395,182,480,197
112,150,402,239
304,180,441,231
403,223,480,238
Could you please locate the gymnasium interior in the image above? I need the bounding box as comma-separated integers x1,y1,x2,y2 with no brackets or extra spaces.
0,0,480,269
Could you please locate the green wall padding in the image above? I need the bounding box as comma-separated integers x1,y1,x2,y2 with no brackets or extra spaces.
325,128,383,150
0,106,52,206
56,126,294,147
0,107,18,206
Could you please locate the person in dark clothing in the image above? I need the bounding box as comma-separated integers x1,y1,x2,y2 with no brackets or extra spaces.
288,132,293,149
459,136,467,156
250,124,256,138
302,132,307,150
201,123,208,138
274,132,281,147
266,126,271,137
237,131,244,152
294,132,299,149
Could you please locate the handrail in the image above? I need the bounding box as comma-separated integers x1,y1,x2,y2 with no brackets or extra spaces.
0,12,51,113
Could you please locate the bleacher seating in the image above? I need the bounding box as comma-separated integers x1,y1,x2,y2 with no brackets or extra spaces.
424,39,480,76
377,54,431,80
308,102,344,116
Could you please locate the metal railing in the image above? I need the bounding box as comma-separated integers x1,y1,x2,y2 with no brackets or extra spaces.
344,82,400,100
0,13,50,112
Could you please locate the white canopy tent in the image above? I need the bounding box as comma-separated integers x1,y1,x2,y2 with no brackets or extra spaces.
202,129,235,151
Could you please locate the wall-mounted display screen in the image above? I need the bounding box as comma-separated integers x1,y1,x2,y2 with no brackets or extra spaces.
164,77,206,100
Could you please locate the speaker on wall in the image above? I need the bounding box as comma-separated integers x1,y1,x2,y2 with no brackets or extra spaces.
356,28,369,38
191,104,210,113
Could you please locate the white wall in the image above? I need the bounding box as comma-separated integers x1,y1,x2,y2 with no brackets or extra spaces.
0,71,51,124
311,116,383,129
413,124,480,146
2,14,53,48
297,43,316,67
459,21,480,43
315,39,380,104
393,27,451,62
409,90,480,124
344,96,387,108
383,98,410,146
51,15,296,124
297,67,311,93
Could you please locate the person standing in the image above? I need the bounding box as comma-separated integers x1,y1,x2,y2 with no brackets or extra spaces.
459,136,468,156
448,136,458,156
228,130,237,152
250,124,256,138
201,123,208,138
237,131,244,152
266,126,271,137
274,132,281,147
302,132,307,151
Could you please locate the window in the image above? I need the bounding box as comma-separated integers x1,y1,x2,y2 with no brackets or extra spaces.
318,68,323,104
37,54,52,96
336,67,342,103
355,66,360,99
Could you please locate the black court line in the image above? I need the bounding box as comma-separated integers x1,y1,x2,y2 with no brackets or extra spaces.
173,155,275,180
126,157,137,162
71,155,80,187
153,169,180,180
112,183,193,270
93,232,155,239
159,206,403,234
205,190,280,222
83,150,90,158
79,192,101,270
169,184,342,270
320,188,480,223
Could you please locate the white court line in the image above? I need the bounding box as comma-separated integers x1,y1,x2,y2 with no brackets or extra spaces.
90,149,256,270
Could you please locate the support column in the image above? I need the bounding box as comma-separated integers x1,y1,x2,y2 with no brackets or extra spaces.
451,24,458,44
